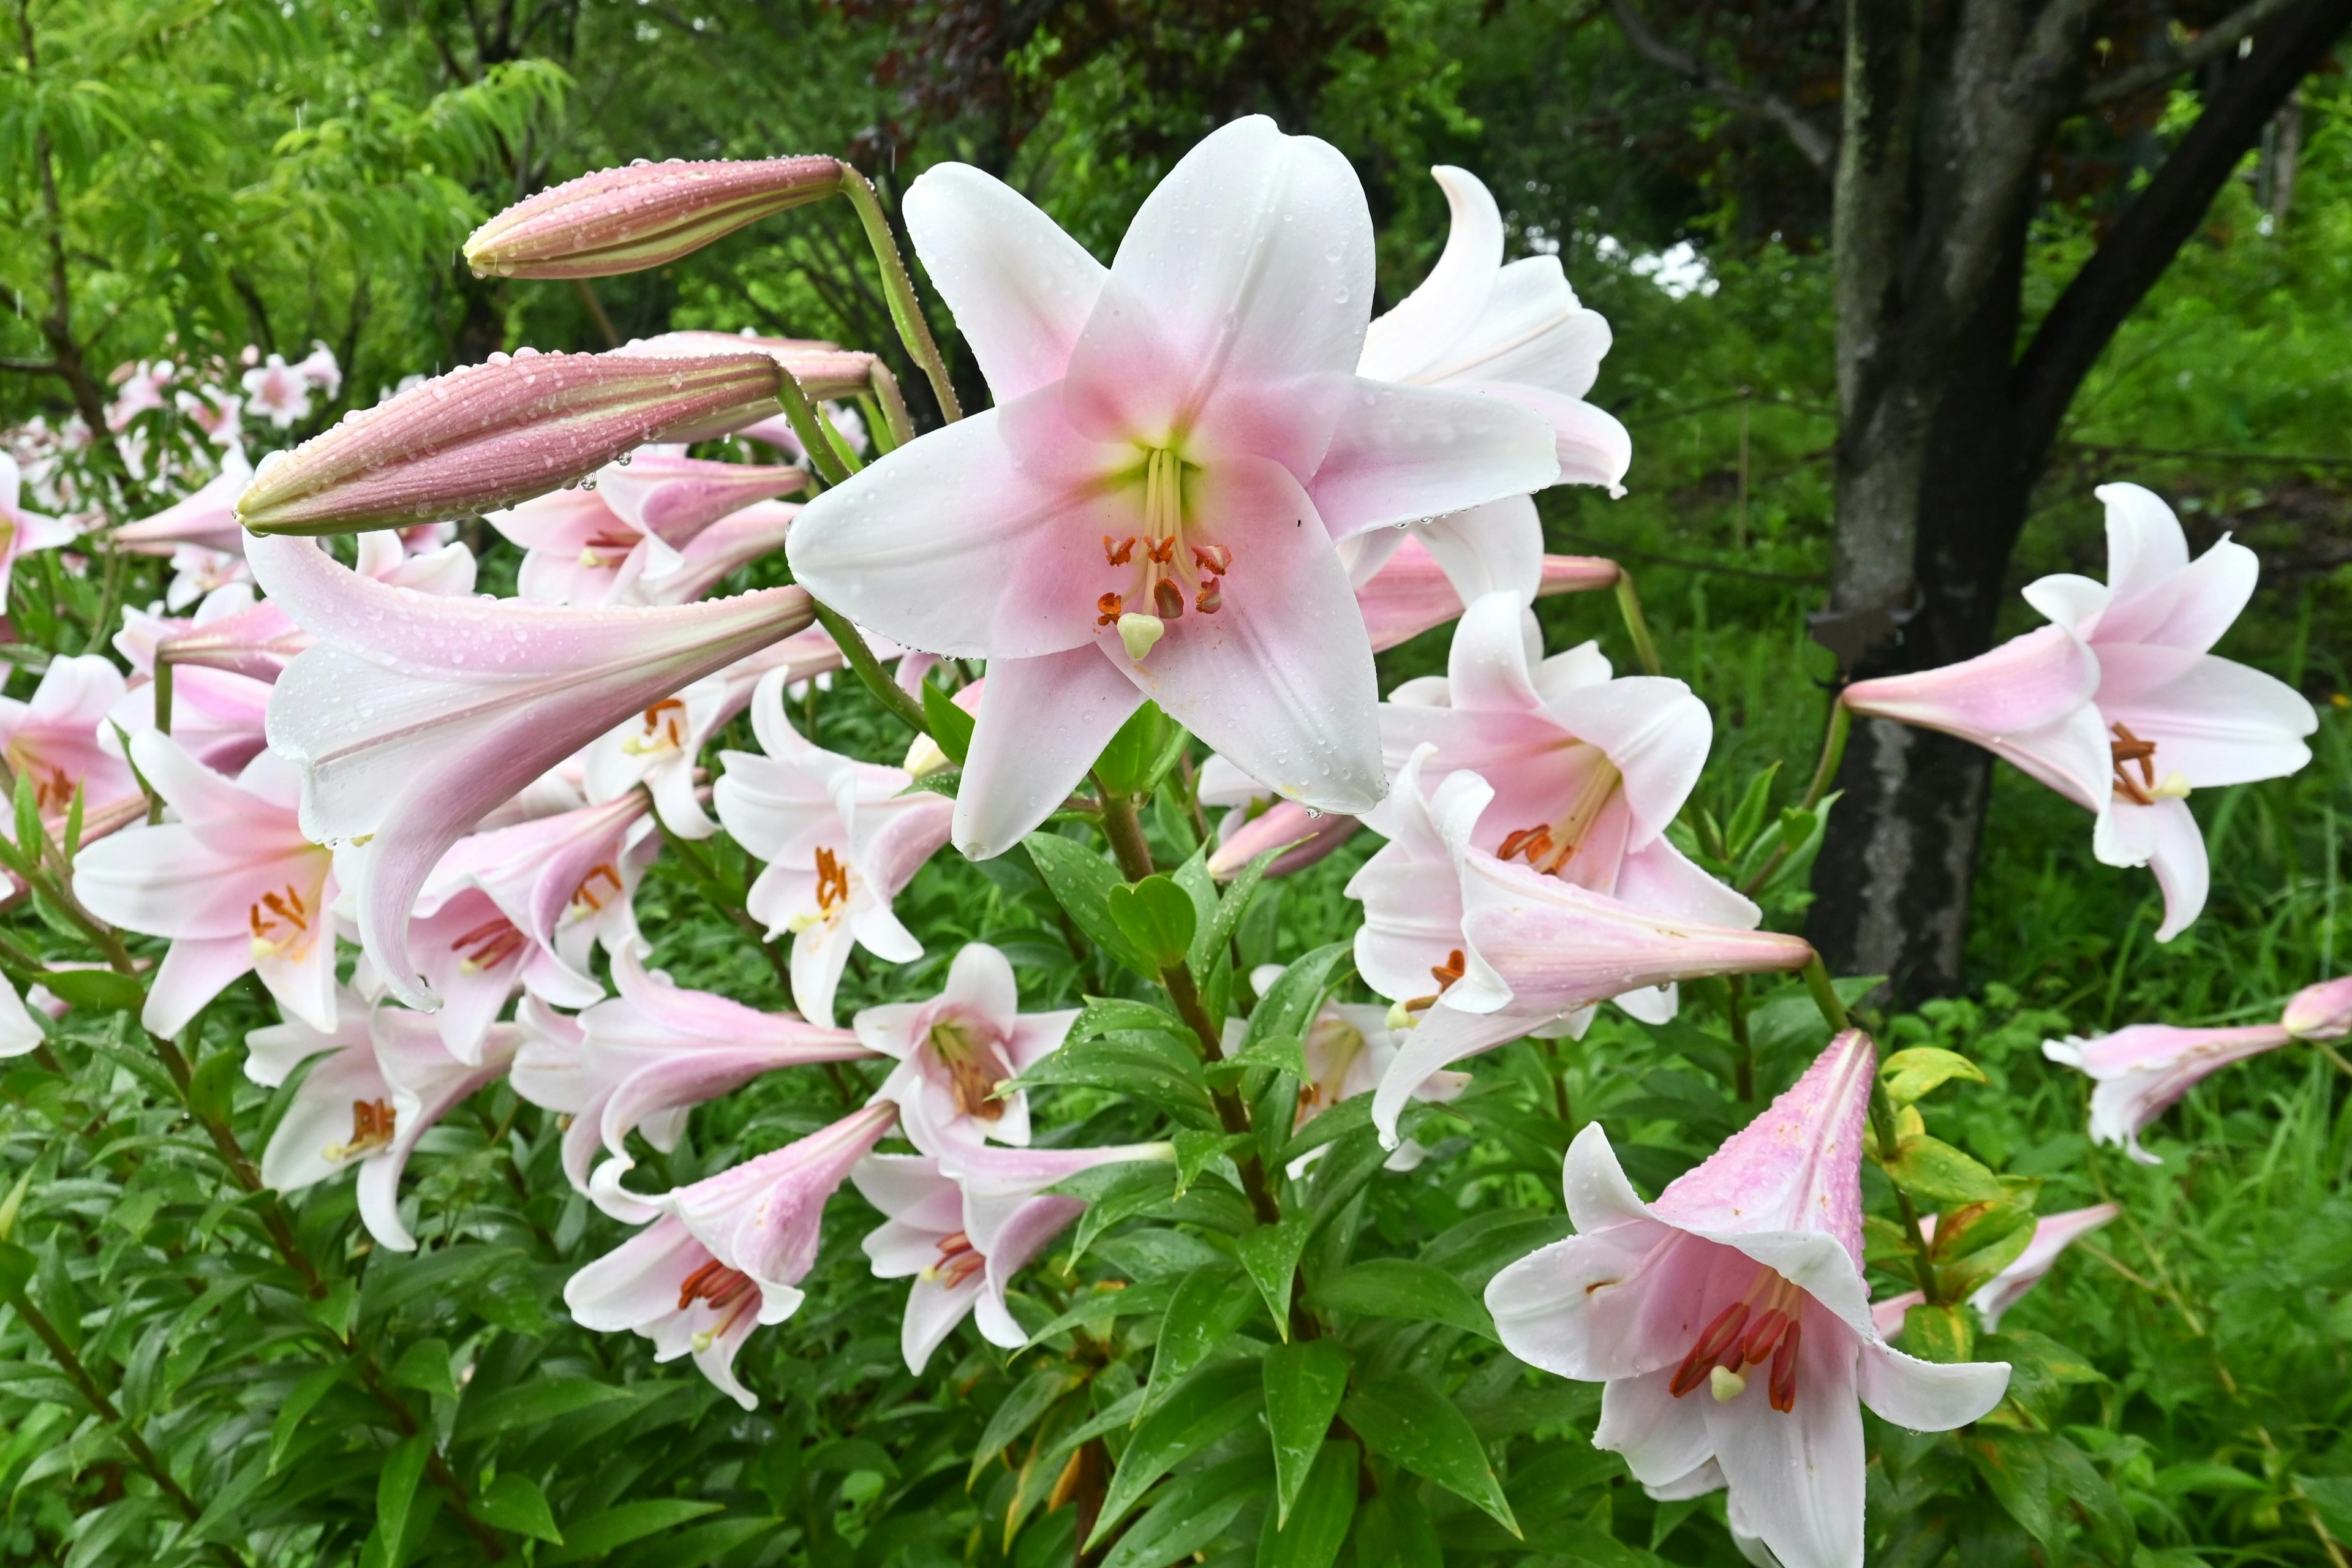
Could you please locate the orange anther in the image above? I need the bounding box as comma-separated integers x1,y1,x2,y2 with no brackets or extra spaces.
573,862,624,911
1191,543,1231,575
1102,534,1136,566
1153,579,1185,619
1430,948,1466,992
813,846,851,912
1145,535,1176,565
1194,578,1223,614
1096,592,1125,627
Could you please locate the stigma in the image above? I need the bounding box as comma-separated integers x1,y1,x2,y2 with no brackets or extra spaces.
1101,445,1230,663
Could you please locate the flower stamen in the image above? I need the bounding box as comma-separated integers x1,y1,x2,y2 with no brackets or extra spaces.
249,883,317,961
451,916,527,973
323,1098,397,1161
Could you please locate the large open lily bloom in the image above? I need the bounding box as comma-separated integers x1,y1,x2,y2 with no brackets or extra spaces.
714,668,955,1027
854,1140,1171,1371
1487,1031,2009,1568
0,453,80,605
74,734,338,1037
788,116,1559,859
1843,483,2315,941
248,532,813,1008
1,655,137,822
1871,1203,2119,1338
567,1100,898,1409
581,627,850,840
487,450,803,605
2043,975,2352,1163
1353,747,1807,1145
854,942,1076,1152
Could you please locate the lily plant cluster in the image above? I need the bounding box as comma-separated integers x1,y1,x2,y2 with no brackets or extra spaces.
0,116,2328,1568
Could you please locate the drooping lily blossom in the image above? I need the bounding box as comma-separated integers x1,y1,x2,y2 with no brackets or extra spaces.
1359,165,1633,494
854,942,1076,1152
713,667,955,1027
1,655,138,823
790,116,1560,859
1843,483,2315,942
466,157,843,279
487,450,804,606
249,532,815,1008
1487,1032,2010,1568
581,626,850,840
2042,974,2352,1163
1871,1203,2120,1338
0,452,80,604
1352,747,1810,1145
567,1100,899,1409
235,348,786,535
854,1140,1172,1370
74,734,339,1037
113,450,254,571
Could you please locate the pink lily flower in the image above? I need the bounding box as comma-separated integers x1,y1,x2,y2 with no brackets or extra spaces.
508,945,870,1219
1197,756,1362,880
0,452,81,603
713,668,956,1027
1871,1203,2120,1338
241,353,315,429
487,450,804,606
292,342,342,400
1843,483,2315,941
566,1100,899,1409
114,450,253,557
175,386,244,450
72,733,338,1036
790,116,1560,859
1348,524,1618,652
605,501,800,608
1,655,138,822
1487,1031,2010,1568
854,1140,1173,1370
246,532,814,1008
854,942,1077,1152
1352,747,1809,1145
106,360,175,432
581,627,851,840
2041,975,2352,1163
1359,165,1632,494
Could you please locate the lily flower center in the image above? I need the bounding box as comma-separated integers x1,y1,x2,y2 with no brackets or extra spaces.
576,525,644,569
1298,1018,1367,1118
921,1229,987,1289
249,882,319,962
1098,445,1229,663
570,861,624,918
677,1257,760,1351
17,760,75,815
323,1097,397,1161
622,698,691,758
450,914,528,974
927,1015,1014,1120
1668,1265,1804,1413
1497,749,1624,876
2109,721,2190,806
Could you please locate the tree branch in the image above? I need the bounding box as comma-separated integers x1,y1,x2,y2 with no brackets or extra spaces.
2015,0,2352,462
2083,0,2306,105
1608,0,1838,172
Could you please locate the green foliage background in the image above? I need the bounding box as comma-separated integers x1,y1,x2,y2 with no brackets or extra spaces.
2,2,2350,1566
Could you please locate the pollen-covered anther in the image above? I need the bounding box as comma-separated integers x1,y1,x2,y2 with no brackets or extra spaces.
677,1257,755,1311
1190,543,1231,576
572,861,624,913
451,916,528,973
1145,535,1176,566
248,883,315,961
1194,578,1223,614
1153,579,1185,619
622,697,690,756
1102,535,1136,567
323,1097,397,1161
923,1229,986,1289
1096,592,1125,627
813,846,851,913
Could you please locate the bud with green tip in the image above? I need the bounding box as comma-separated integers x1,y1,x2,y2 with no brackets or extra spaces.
235,349,785,535
464,157,843,279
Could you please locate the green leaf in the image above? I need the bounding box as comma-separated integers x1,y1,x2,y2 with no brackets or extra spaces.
2298,1476,2352,1543
477,1472,562,1544
1092,701,1169,796
1881,1134,2005,1204
1351,1491,1444,1568
1218,1031,1308,1083
1962,1428,2060,1551
1106,874,1197,967
1245,943,1352,1053
1071,997,1191,1041
1101,1451,1262,1568
388,1337,458,1401
543,1499,725,1562
1343,1371,1518,1535
1014,1032,1219,1129
1238,1216,1312,1337
38,968,145,1016
1901,1301,1977,1363
1277,1095,1373,1168
1068,1162,1182,1261
270,1362,345,1473
1091,1359,1263,1545
374,1433,432,1568
1879,1046,1987,1105
972,1368,1081,1483
453,1376,633,1444
1193,840,1279,974
1262,1340,1349,1526
1312,1257,1496,1341
1143,1264,1261,1415
0,1239,33,1298
13,774,40,862
1257,1439,1357,1568
186,1047,242,1124
1023,831,1159,978
919,679,974,764
1173,1130,1253,1196
1419,1212,1576,1295
1722,761,1781,857
1928,1200,2037,1300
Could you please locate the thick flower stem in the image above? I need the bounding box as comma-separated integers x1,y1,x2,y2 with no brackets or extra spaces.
866,363,916,450
835,166,963,424
1725,974,1755,1101
1612,568,1665,677
776,366,854,486
807,600,932,739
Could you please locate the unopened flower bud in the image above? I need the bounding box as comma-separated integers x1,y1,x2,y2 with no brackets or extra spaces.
464,157,843,279
2284,976,2352,1042
617,332,880,401
236,350,784,535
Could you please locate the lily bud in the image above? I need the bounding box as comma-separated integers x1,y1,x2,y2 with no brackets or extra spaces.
236,349,784,535
617,331,882,399
2284,976,2352,1042
464,157,843,279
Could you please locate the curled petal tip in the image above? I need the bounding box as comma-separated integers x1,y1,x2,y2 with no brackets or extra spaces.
466,156,843,280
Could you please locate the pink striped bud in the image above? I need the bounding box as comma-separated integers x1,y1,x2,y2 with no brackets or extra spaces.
236,349,784,535
464,157,843,279
619,331,881,399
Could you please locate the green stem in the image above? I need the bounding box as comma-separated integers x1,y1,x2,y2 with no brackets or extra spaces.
1738,698,1850,897
775,367,852,486
1725,974,1754,1101
865,362,916,450
809,600,931,739
1612,568,1664,677
836,166,962,423
152,655,173,736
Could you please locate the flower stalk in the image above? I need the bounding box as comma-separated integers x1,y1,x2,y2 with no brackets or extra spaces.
1612,567,1664,677
836,165,962,423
